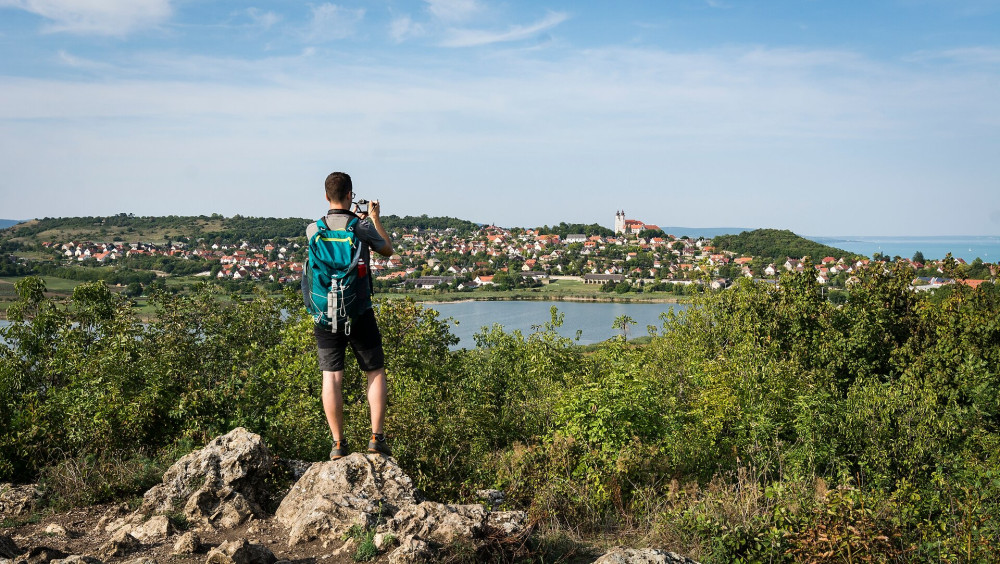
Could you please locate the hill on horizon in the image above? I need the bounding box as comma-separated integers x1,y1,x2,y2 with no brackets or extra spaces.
713,229,857,261
0,214,484,245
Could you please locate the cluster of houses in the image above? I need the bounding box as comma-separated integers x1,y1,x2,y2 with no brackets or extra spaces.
42,240,307,284
38,214,990,292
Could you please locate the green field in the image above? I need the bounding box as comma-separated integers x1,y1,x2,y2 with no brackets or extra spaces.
1,276,85,294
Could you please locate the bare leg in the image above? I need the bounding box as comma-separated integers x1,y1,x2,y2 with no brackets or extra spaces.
322,370,345,440
366,367,387,434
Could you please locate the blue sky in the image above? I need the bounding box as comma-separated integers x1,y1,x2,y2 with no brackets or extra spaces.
1,0,998,236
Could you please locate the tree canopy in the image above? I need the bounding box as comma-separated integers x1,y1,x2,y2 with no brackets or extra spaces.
712,228,854,261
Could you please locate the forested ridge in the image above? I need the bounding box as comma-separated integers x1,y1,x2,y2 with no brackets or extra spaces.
713,228,856,260
3,214,483,244
2,257,998,561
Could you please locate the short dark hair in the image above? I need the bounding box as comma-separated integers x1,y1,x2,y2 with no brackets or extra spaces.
325,172,352,203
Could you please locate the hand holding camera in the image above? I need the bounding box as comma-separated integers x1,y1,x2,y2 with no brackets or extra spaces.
354,198,381,222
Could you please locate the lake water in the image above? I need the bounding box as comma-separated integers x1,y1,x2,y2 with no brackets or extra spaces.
813,235,1000,263
427,300,688,349
2,302,689,350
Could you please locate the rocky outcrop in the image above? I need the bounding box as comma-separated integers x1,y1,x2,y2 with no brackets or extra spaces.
276,451,534,562
384,502,488,546
2,429,696,564
595,548,700,564
141,428,273,529
275,453,421,545
99,427,274,544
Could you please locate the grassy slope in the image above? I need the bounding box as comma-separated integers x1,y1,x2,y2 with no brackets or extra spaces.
7,218,228,245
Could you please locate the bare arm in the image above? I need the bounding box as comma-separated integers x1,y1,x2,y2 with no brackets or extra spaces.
366,200,394,257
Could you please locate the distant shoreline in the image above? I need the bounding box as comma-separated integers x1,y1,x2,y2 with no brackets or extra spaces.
387,294,687,305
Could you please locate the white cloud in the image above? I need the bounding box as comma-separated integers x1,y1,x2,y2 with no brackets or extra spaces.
307,3,365,42
0,0,172,36
425,0,483,22
2,44,999,233
441,11,568,47
389,15,425,43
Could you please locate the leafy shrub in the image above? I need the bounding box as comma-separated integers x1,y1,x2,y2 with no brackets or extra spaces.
2,265,1000,561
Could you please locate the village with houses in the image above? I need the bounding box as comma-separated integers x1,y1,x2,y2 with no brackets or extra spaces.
7,209,993,301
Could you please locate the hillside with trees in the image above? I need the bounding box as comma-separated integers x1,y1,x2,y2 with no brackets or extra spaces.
3,214,485,245
713,228,855,260
378,214,480,234
534,222,615,238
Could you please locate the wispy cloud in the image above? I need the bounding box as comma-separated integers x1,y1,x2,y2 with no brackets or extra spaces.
425,0,483,23
307,3,365,42
243,7,281,31
56,49,115,71
440,11,568,47
389,15,425,43
0,0,172,36
911,46,1000,65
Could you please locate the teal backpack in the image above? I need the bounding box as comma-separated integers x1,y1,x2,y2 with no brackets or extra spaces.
302,210,372,333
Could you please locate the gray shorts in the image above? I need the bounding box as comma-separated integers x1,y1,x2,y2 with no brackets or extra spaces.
314,308,385,372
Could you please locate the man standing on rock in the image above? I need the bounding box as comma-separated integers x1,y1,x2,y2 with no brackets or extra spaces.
308,171,394,460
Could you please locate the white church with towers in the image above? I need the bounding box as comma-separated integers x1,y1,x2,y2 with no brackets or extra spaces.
615,210,657,235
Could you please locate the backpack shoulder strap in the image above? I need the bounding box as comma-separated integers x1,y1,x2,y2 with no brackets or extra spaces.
326,208,360,221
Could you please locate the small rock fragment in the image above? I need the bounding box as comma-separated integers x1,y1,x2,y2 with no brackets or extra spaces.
331,538,355,557
386,537,431,564
475,489,504,511
372,533,396,551
486,510,531,538
205,539,275,564
0,484,38,520
98,531,141,560
20,546,69,564
0,535,19,559
43,524,68,537
131,516,173,543
50,556,103,564
594,547,699,564
172,532,202,555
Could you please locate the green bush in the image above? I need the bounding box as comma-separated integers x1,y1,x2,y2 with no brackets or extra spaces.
2,267,999,561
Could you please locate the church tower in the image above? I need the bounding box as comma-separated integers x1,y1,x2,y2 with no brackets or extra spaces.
614,210,626,234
